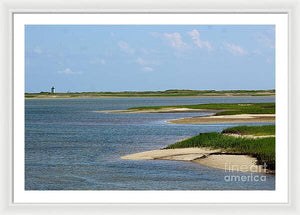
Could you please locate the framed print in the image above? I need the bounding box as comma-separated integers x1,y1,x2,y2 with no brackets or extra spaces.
13,12,288,204
0,0,299,214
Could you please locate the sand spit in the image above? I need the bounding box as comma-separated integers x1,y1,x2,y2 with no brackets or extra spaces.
97,108,218,114
98,108,275,125
121,148,220,160
169,114,275,124
121,148,266,173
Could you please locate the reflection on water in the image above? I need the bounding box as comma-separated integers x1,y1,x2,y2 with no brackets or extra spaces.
25,97,275,190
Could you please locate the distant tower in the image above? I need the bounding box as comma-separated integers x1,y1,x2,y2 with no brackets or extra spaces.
51,86,55,94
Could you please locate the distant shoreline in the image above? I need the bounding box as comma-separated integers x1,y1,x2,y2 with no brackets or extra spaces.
25,89,275,99
25,95,275,100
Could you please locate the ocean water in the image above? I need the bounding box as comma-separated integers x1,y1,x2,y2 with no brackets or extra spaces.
25,96,275,190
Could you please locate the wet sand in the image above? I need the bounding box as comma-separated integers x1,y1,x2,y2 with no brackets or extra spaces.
168,114,275,124
121,148,266,173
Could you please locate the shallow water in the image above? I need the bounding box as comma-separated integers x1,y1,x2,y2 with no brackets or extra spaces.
25,96,275,190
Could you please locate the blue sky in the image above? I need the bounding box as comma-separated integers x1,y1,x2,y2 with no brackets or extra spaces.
25,25,275,93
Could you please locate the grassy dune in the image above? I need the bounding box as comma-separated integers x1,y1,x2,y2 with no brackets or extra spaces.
129,103,275,116
222,125,275,136
166,125,275,170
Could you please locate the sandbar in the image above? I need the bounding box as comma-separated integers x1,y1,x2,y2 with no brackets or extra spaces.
97,108,218,114
169,114,275,124
98,108,275,124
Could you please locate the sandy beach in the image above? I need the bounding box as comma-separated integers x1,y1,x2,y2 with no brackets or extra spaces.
169,114,275,124
121,148,267,173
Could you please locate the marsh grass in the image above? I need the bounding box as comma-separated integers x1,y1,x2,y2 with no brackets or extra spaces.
129,103,275,116
222,125,275,136
166,125,275,170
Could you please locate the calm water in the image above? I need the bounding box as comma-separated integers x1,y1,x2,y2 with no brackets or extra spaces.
25,96,275,190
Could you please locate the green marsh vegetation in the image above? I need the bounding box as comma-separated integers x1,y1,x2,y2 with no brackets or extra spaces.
222,125,275,136
166,125,275,170
129,103,275,116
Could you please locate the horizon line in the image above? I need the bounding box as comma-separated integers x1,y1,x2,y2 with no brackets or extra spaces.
25,89,276,94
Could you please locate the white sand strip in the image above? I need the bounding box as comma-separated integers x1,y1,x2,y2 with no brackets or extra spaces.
121,148,219,161
169,114,275,124
97,108,217,114
121,148,266,173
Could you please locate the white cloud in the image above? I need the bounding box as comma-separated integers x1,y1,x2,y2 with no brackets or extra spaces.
252,50,262,55
254,33,275,49
99,59,105,64
136,57,159,66
141,67,154,72
118,41,135,54
33,46,42,54
223,42,247,56
187,29,212,51
57,68,81,75
90,58,106,65
163,32,189,50
137,57,146,65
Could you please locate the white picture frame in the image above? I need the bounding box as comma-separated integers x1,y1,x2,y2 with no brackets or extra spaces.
13,12,288,204
0,0,299,214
